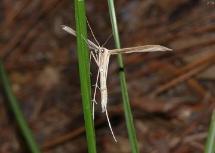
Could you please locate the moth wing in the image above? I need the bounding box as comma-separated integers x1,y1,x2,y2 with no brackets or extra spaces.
61,25,99,50
109,45,172,54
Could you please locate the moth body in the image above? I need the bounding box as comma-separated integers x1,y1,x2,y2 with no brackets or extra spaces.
98,48,110,112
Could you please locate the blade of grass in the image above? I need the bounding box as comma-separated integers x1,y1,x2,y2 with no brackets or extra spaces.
107,0,139,152
74,0,97,152
0,60,41,153
204,110,215,153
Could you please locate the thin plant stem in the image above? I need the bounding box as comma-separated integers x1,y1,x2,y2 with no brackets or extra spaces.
107,0,139,152
0,60,41,153
74,0,97,152
204,110,215,153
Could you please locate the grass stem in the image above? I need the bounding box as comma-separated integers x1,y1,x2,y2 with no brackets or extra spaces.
107,0,139,152
74,0,97,152
0,60,41,153
204,110,215,153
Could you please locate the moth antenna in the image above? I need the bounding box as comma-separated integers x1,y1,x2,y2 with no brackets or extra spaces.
105,108,117,142
102,33,113,47
86,18,101,47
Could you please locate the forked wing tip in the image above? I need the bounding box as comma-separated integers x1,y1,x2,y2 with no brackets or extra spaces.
61,25,67,30
166,48,173,51
159,46,173,52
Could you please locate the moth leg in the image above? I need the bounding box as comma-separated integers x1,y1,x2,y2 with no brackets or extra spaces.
90,51,100,119
92,69,100,119
90,51,99,66
89,50,92,62
92,70,100,103
89,51,93,76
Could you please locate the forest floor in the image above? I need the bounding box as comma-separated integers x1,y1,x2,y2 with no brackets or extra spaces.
0,0,214,153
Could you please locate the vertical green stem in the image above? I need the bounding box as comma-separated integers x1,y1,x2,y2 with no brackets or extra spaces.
204,110,215,153
0,60,41,153
107,0,139,153
74,0,97,152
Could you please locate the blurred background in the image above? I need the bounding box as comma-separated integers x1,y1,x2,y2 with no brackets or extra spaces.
0,0,214,153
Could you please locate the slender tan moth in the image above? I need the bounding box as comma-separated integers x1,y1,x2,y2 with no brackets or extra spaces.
62,25,172,142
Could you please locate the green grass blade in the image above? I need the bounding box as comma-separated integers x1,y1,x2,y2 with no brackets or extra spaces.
74,0,97,152
0,60,41,153
107,0,139,152
204,110,215,153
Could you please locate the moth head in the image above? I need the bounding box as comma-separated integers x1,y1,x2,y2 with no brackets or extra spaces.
99,47,105,53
